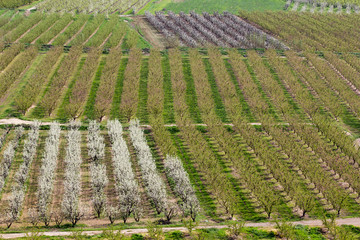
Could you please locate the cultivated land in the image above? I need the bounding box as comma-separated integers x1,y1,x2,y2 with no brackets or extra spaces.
1,0,360,239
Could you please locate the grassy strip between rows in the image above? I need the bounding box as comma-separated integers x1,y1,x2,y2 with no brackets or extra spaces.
110,58,129,120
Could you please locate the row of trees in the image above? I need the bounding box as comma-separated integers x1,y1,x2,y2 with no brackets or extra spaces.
119,49,142,121
37,123,61,226
204,49,294,218
61,121,83,226
35,46,82,117
85,15,118,47
305,52,360,117
267,51,360,203
0,43,23,71
323,52,360,95
146,11,286,49
228,50,269,119
93,48,123,121
87,120,108,218
0,126,24,193
14,47,63,115
129,119,173,217
240,11,360,52
0,12,25,38
19,14,59,44
0,46,37,98
69,14,105,46
36,0,148,14
63,48,101,119
0,0,36,8
35,13,73,45
0,128,11,150
52,15,90,46
164,156,199,221
2,12,43,43
5,122,40,228
107,119,141,223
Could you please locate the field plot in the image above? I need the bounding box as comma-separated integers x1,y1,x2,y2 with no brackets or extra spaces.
1,48,360,230
0,12,150,48
240,11,360,52
145,11,287,48
36,0,151,14
142,0,286,14
285,0,360,13
0,0,37,8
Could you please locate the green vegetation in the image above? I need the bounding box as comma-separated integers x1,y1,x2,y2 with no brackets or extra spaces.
161,0,285,14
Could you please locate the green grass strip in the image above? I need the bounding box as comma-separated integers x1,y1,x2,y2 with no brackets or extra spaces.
263,58,307,120
182,58,202,124
56,57,87,120
110,58,129,120
162,54,175,124
223,59,256,122
137,58,150,123
244,59,280,122
202,58,229,123
200,127,264,221
83,56,107,121
168,127,217,219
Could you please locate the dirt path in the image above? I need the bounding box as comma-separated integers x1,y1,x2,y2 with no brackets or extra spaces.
1,218,360,239
134,17,165,49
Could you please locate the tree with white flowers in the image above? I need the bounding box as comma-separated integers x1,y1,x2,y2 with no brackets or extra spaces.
107,120,141,223
6,122,40,228
88,120,108,218
37,122,61,226
0,126,24,194
61,121,83,226
129,119,170,216
164,156,200,221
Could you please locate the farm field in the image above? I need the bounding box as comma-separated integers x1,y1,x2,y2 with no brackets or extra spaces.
1,46,360,238
0,11,150,48
2,0,360,238
285,0,360,13
143,0,286,14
